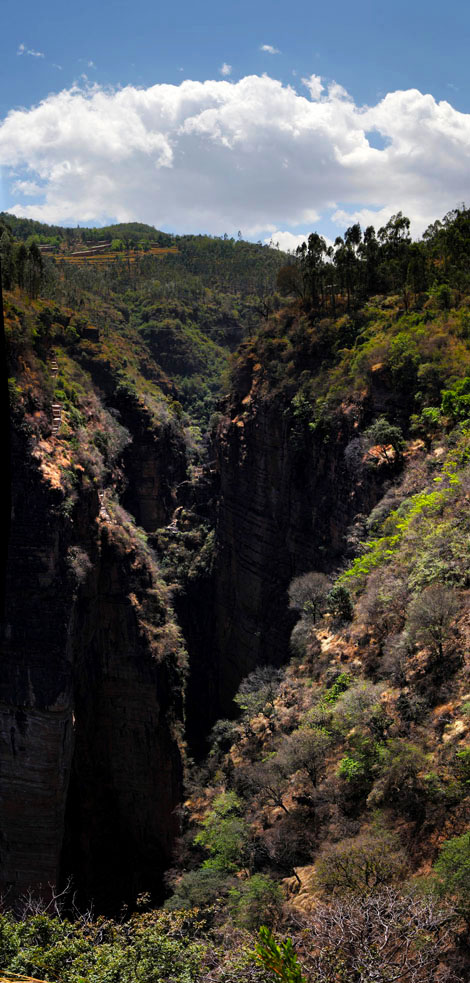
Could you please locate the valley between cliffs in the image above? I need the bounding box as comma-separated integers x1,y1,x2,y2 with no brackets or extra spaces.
3,215,470,982
1,303,398,908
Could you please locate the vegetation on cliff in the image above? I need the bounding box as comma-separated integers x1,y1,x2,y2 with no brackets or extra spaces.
4,207,470,979
164,207,470,978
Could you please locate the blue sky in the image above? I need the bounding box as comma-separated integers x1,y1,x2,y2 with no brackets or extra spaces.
1,0,470,245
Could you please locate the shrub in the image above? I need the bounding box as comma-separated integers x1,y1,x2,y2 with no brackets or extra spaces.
208,718,240,758
67,546,92,585
337,735,379,803
441,377,470,423
314,831,407,896
289,618,313,660
358,569,408,640
262,812,317,879
364,416,404,462
369,740,429,817
194,791,250,871
8,377,22,407
434,831,470,923
338,751,372,786
239,756,290,814
302,890,457,983
322,672,351,705
277,725,332,788
455,749,470,789
326,583,353,622
406,583,459,670
0,910,207,983
431,281,452,310
334,681,389,739
395,691,429,725
234,666,284,719
228,875,283,929
410,406,442,446
388,332,420,391
165,866,230,909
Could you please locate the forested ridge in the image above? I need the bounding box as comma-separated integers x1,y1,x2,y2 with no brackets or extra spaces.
3,208,470,981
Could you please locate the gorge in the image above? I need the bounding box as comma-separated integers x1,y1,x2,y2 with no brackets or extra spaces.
2,211,470,981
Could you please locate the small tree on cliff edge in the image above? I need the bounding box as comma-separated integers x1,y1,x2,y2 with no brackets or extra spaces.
288,571,330,625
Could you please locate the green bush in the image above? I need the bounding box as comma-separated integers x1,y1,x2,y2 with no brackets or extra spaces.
194,791,250,871
431,281,452,310
364,416,404,462
165,866,230,909
388,332,420,391
0,911,207,983
322,673,351,705
228,875,283,929
338,752,371,784
441,377,470,422
337,736,378,800
369,740,429,817
434,831,470,921
455,749,470,789
326,583,353,621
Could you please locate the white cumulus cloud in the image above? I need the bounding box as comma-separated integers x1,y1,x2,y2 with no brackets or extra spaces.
260,44,280,54
219,63,232,76
265,230,308,252
265,229,336,252
1,74,470,237
302,74,324,100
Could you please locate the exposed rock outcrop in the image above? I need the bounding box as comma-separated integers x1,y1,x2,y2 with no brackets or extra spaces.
0,423,185,909
119,407,187,531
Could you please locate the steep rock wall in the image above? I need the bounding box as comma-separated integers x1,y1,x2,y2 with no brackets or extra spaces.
61,524,184,910
119,408,187,531
0,428,77,897
76,354,187,533
205,396,387,721
0,423,184,908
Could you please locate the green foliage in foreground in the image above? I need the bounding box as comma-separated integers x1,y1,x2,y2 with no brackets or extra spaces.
255,926,306,983
0,910,208,983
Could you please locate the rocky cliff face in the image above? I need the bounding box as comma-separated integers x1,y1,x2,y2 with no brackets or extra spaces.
61,522,184,910
0,421,185,909
120,407,187,532
1,427,76,899
197,393,388,724
75,352,188,534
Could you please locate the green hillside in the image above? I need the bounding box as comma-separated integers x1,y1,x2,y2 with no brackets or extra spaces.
1,217,287,429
